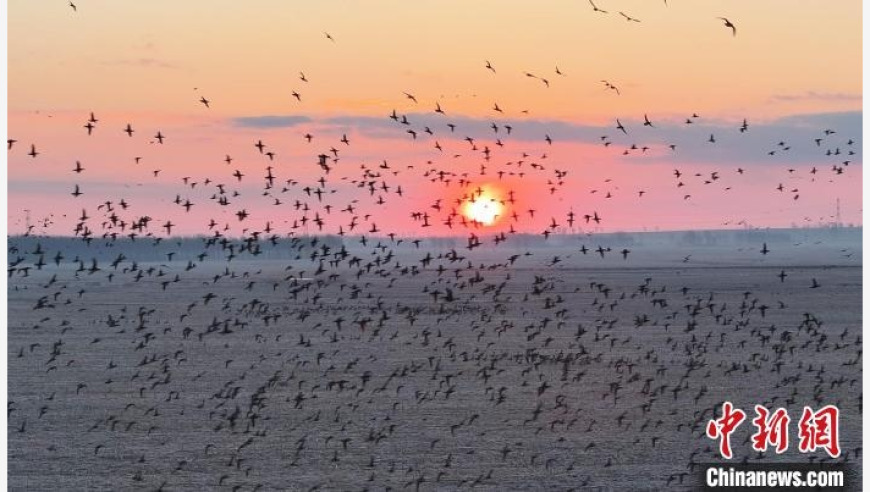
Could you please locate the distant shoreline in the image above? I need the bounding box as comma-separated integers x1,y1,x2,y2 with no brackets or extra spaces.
6,224,862,243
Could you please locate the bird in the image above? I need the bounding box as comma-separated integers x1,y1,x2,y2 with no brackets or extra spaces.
601,80,620,95
588,0,607,13
616,119,627,134
718,17,737,36
619,11,641,22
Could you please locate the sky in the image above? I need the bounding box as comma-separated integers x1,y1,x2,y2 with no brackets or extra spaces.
7,0,863,238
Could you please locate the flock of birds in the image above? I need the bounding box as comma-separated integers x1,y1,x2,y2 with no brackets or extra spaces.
9,71,857,244
7,2,862,491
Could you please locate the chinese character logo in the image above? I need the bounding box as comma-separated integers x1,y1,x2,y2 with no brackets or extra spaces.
798,405,840,458
751,405,790,454
706,403,840,459
706,401,746,459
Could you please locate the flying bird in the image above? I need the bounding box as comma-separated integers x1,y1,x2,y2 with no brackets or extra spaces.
589,0,607,13
718,17,737,36
619,11,641,22
616,119,627,134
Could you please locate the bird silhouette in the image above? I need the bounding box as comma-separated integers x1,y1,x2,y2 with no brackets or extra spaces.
718,17,737,36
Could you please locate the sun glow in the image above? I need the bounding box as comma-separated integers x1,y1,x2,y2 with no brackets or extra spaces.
463,190,503,226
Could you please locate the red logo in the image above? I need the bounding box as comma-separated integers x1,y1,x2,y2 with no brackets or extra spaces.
706,402,746,459
751,405,790,454
707,404,839,459
798,405,840,458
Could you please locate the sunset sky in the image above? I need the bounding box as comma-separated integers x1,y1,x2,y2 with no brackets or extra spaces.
7,1,863,237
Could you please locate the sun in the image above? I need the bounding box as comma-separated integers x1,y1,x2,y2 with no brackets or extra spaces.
463,192,503,226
